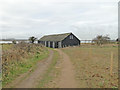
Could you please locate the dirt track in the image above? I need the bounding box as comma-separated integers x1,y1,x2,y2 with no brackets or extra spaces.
5,49,78,88
7,49,53,88
56,49,78,88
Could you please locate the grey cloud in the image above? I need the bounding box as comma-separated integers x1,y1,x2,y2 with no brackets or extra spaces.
0,0,118,40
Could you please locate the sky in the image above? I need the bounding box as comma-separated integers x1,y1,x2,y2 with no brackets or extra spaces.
0,0,119,40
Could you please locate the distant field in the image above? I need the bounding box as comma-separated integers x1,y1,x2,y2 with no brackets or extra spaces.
62,44,118,88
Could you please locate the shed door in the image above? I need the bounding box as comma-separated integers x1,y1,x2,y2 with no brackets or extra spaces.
55,42,58,48
50,42,53,48
46,41,48,47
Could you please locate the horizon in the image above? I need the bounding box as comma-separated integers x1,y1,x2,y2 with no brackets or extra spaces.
1,31,118,40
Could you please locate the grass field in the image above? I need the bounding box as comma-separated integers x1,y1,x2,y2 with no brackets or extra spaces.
1,43,118,88
62,44,118,88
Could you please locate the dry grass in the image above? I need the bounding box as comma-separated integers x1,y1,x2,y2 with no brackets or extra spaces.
62,44,118,88
2,43,48,86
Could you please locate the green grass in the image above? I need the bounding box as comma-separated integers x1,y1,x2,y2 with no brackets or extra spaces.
3,48,49,87
37,49,60,88
2,44,13,50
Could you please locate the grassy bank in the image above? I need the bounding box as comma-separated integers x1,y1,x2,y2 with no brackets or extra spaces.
37,49,60,88
2,43,49,87
62,44,118,88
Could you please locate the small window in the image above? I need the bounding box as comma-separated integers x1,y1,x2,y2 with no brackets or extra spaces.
70,35,73,39
71,35,73,39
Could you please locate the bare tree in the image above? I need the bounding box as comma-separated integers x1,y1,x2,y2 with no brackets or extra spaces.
92,35,110,45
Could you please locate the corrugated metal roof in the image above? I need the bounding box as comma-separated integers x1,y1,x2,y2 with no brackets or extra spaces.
39,33,71,41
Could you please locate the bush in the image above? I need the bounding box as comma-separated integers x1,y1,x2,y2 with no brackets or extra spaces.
2,43,46,85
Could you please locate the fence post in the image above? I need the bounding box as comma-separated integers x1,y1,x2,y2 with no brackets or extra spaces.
110,52,113,76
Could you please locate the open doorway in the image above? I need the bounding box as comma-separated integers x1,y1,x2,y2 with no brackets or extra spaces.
55,42,59,48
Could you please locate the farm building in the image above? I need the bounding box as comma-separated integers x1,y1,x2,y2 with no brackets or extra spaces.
38,33,80,48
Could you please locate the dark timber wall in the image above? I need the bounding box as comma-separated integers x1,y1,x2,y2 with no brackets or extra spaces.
62,33,80,47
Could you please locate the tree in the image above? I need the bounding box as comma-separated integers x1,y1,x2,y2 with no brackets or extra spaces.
28,36,37,43
116,38,120,44
12,40,16,44
116,38,119,42
92,35,110,45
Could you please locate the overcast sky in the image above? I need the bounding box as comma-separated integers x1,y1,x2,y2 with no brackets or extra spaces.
0,0,119,40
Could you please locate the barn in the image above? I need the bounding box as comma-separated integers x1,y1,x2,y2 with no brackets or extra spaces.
38,33,80,48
